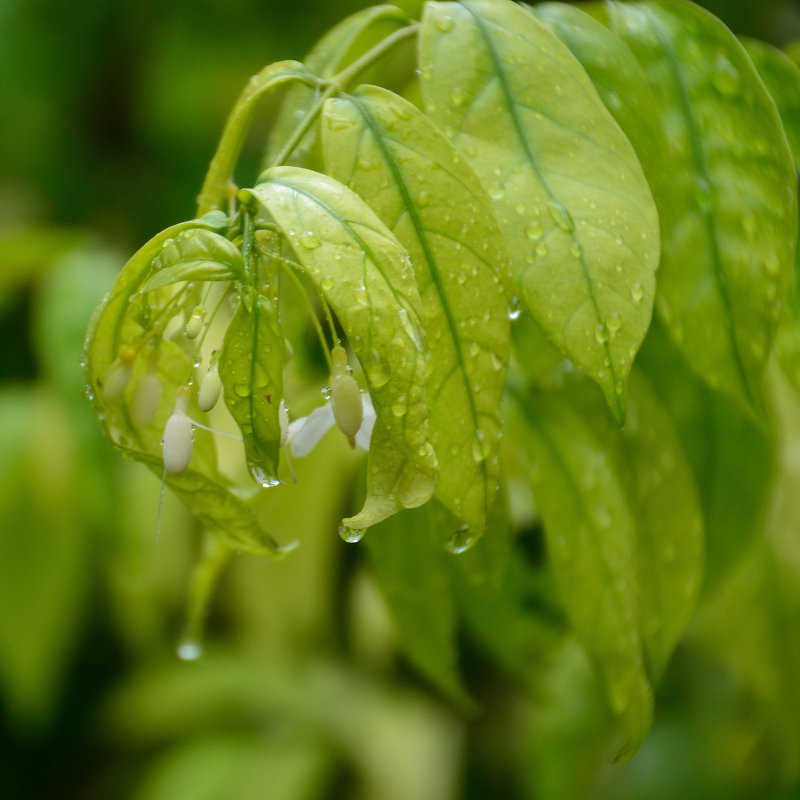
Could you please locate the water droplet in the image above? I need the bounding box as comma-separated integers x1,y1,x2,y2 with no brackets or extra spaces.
233,383,250,398
391,103,412,121
300,231,321,249
711,53,740,97
339,523,365,543
546,201,574,232
535,242,548,256
605,311,622,335
417,190,430,207
525,220,543,240
630,282,645,304
490,352,503,371
446,525,476,554
488,182,505,200
764,253,781,276
177,639,203,661
435,14,455,32
469,342,480,357
595,324,608,345
321,276,334,291
569,242,583,258
391,401,407,417
471,429,490,462
450,87,467,106
508,296,521,320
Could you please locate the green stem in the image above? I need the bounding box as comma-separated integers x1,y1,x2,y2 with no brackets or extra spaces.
278,260,333,371
264,24,420,171
177,532,232,661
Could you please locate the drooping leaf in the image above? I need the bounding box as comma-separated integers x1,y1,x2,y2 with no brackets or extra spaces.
365,502,474,708
241,167,438,536
510,384,653,760
139,229,244,293
609,0,797,411
419,0,659,421
219,292,285,487
196,61,315,215
266,5,410,171
322,85,509,537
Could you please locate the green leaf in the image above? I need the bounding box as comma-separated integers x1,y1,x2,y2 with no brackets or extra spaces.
219,292,285,487
266,5,410,171
510,383,653,760
366,502,474,709
561,371,704,681
609,0,798,411
419,0,659,421
321,85,510,537
742,38,800,168
139,229,244,293
241,167,438,536
530,3,669,224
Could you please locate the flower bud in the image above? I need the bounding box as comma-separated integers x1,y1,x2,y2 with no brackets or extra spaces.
184,307,205,339
330,346,362,439
198,361,222,412
102,346,137,401
163,387,193,474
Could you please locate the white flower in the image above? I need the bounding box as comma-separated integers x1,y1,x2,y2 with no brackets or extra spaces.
288,392,376,457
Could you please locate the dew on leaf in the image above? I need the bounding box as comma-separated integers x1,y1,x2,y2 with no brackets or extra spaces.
445,525,475,554
546,201,574,232
606,311,623,335
631,282,645,304
339,523,366,543
435,14,455,32
525,220,543,240
321,276,334,291
451,87,467,106
488,183,505,200
595,324,608,345
299,231,321,250
569,242,583,258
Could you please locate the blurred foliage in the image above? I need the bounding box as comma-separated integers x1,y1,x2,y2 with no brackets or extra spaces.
2,1,800,799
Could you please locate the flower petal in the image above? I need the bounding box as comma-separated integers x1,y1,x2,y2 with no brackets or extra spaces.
289,402,335,457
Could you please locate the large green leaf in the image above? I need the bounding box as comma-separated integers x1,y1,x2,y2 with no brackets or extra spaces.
266,5,410,171
609,0,797,411
219,292,285,487
321,85,509,537
242,167,438,537
419,0,659,421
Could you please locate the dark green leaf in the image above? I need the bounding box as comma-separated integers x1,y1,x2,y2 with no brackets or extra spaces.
322,85,510,536
419,0,659,420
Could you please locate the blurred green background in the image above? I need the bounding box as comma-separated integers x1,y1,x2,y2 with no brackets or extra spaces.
2,1,800,798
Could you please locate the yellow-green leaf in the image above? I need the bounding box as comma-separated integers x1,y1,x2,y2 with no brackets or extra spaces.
419,0,659,421
609,0,798,411
242,167,438,536
321,85,510,537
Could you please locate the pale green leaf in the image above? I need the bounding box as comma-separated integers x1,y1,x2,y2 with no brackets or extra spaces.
510,385,652,760
266,5,410,171
530,3,669,223
419,0,659,421
242,167,438,535
321,85,509,536
140,229,244,293
365,502,474,708
219,292,285,487
609,0,798,411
